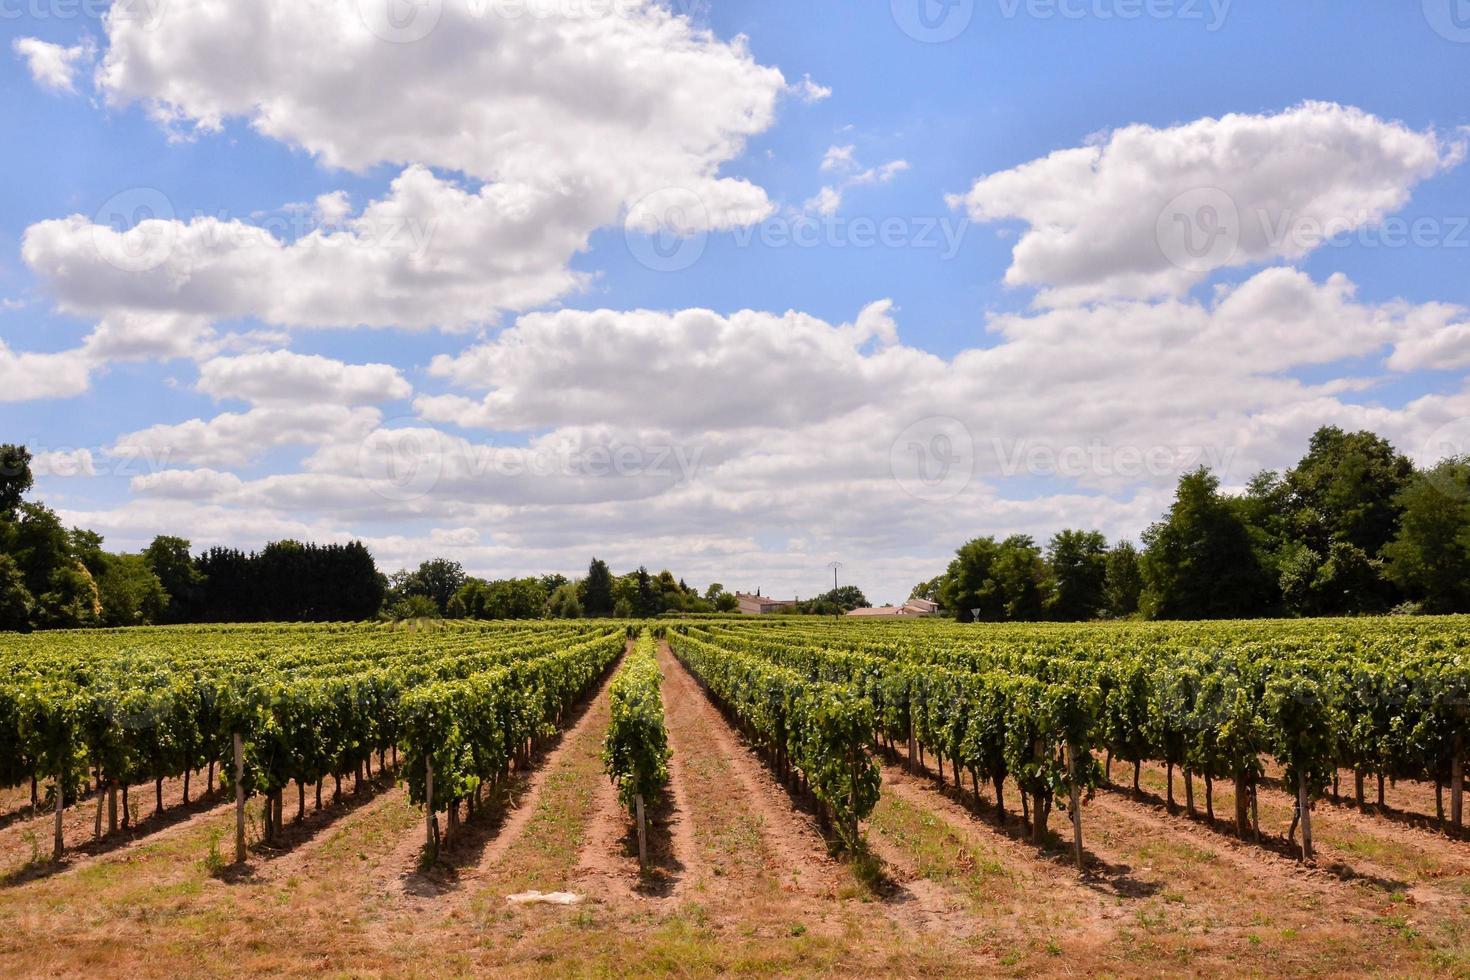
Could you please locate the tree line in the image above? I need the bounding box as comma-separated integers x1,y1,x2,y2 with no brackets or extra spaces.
917,426,1470,621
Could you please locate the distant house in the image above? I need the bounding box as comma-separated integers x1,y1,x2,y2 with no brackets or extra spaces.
847,598,939,619
735,591,798,615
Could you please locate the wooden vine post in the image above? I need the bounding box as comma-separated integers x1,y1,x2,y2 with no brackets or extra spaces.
53,772,65,861
1297,769,1313,861
233,732,246,863
1452,735,1464,831
907,710,918,775
635,794,648,871
1067,744,1083,870
425,756,437,863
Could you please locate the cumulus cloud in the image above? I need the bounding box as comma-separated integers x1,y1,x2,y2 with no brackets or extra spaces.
11,1,788,335
12,37,94,93
24,166,592,331
0,340,93,402
951,102,1462,305
87,270,1465,577
130,468,244,499
416,300,922,433
32,449,97,479
196,351,412,406
110,404,382,468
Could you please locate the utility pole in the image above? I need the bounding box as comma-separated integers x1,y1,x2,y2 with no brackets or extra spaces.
828,561,842,592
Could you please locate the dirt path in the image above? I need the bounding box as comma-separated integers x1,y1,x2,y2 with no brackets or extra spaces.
656,642,846,898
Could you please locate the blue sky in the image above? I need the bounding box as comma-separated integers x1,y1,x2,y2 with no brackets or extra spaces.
2,1,1468,601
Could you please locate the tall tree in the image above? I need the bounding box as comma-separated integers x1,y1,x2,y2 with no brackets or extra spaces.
412,558,466,616
939,535,1046,622
938,536,1002,622
1103,540,1143,617
1382,459,1470,613
1046,529,1109,621
0,554,34,631
144,536,205,623
632,567,660,618
97,554,169,627
1141,468,1275,619
1285,426,1413,557
583,558,615,617
0,444,32,519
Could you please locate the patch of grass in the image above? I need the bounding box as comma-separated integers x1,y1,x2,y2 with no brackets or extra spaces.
868,794,1011,909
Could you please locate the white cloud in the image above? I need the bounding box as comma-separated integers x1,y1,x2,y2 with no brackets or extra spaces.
804,186,844,217
196,351,412,406
822,145,857,172
81,312,217,362
313,191,351,226
110,405,382,468
417,300,919,433
12,37,94,93
807,146,909,215
32,449,96,478
792,74,831,104
65,282,1470,601
131,468,244,499
24,166,592,331
16,1,788,334
951,102,1462,305
0,339,92,402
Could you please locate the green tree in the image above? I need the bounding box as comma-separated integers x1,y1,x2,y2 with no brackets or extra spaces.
1285,426,1413,558
0,554,34,630
631,567,660,618
1103,540,1143,617
449,579,492,618
583,558,615,617
1141,468,1275,619
938,536,1002,622
910,577,942,603
939,535,1045,622
991,535,1046,621
412,559,466,615
0,444,32,518
1045,529,1108,621
97,554,169,627
482,578,548,619
1,503,99,628
548,581,583,618
1382,459,1470,613
143,536,204,623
